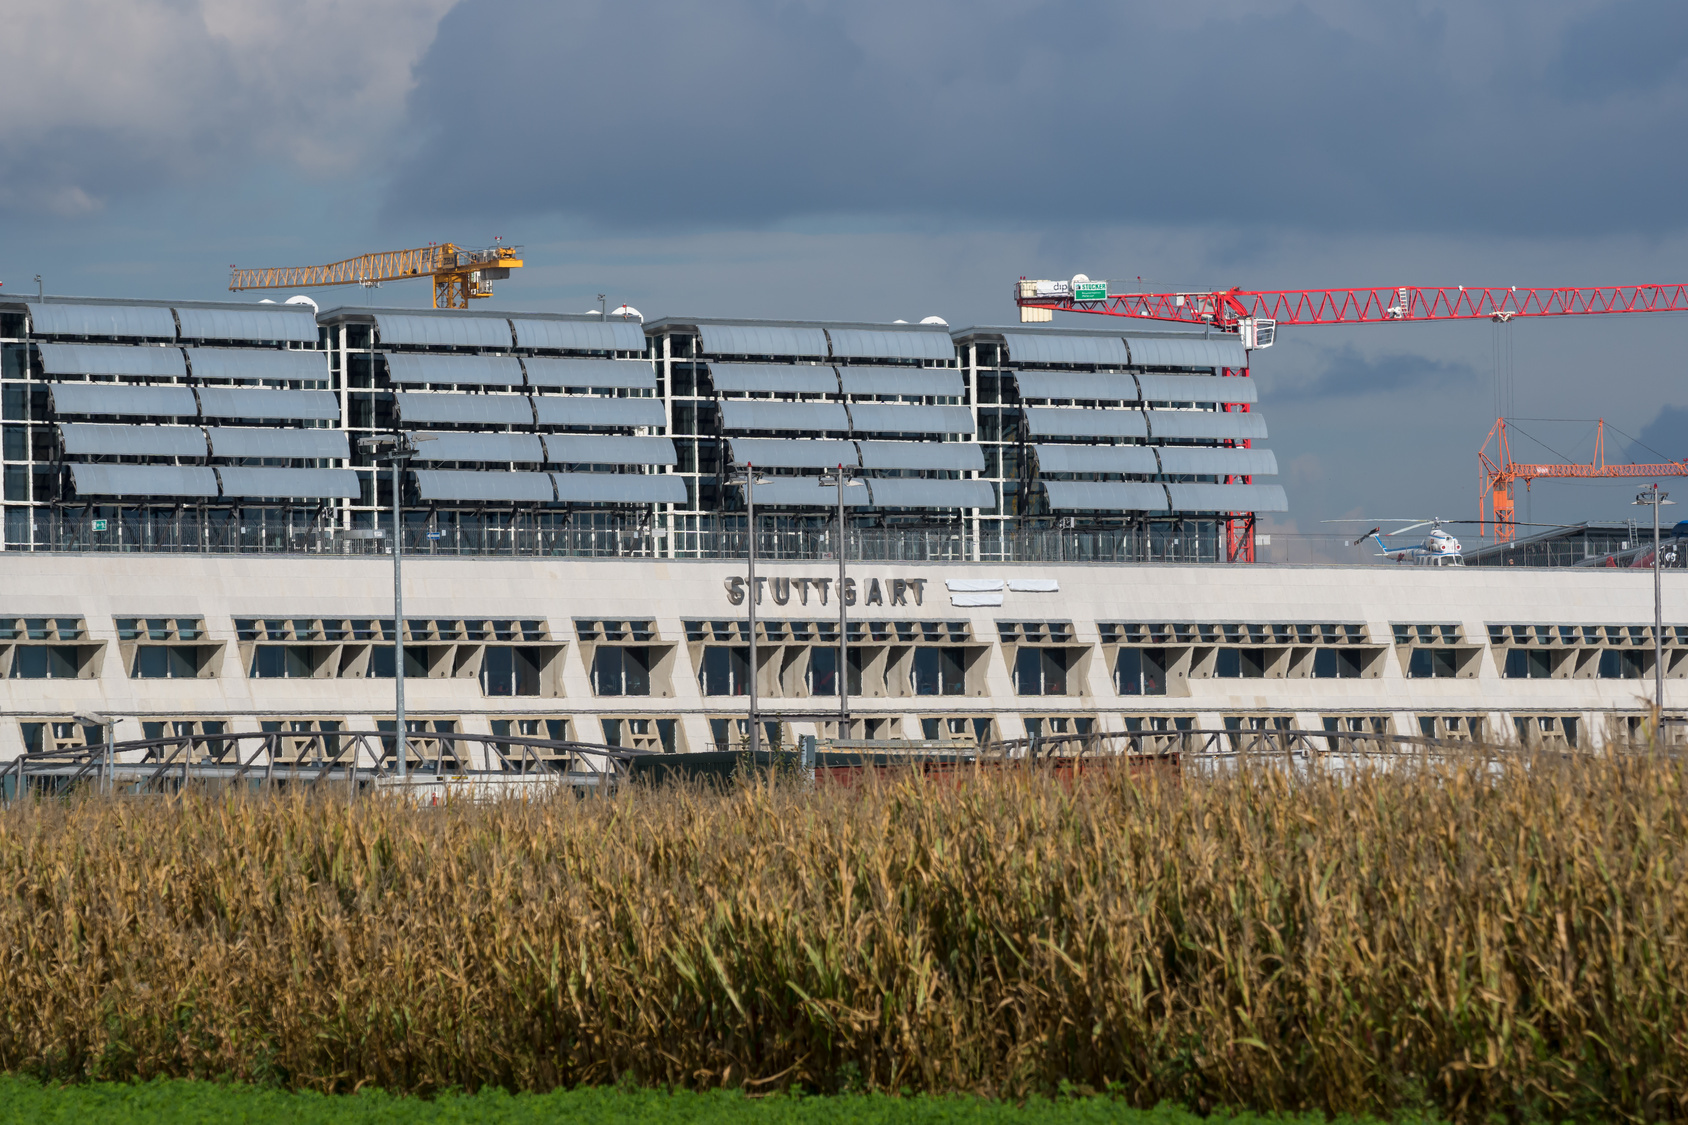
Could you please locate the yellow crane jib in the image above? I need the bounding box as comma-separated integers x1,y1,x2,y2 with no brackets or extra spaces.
228,243,524,309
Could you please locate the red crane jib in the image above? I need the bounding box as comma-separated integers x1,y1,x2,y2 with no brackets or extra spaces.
1018,284,1688,328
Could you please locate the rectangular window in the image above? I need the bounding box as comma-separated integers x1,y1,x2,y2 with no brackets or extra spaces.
1115,647,1166,695
809,646,839,696
1598,649,1645,679
1216,648,1268,678
591,646,651,696
700,645,750,696
1313,649,1364,678
1014,647,1041,695
1407,649,1457,678
131,645,203,679
1503,649,1554,679
481,646,541,696
490,717,569,741
1015,648,1070,696
367,646,428,679
1514,715,1579,749
807,647,862,696
249,645,320,679
9,646,79,679
911,648,965,696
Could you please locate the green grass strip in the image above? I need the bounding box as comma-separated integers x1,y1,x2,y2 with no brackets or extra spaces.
0,1077,1415,1125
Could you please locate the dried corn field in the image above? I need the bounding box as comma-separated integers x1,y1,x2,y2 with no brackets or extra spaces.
0,754,1684,1121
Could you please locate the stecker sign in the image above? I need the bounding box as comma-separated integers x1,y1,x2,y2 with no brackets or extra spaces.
1072,281,1108,301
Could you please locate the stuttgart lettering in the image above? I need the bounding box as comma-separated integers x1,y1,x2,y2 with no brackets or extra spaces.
723,576,928,608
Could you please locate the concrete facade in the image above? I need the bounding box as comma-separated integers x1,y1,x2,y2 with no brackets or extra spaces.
1,552,1681,758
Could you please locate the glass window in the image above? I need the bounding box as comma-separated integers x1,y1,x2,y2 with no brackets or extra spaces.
1407,649,1455,679
132,646,169,678
9,646,79,679
1015,647,1042,695
912,648,966,696
1015,647,1070,696
591,646,651,696
1115,647,1166,695
1598,650,1645,679
250,646,285,678
809,647,839,696
481,646,541,696
699,646,750,696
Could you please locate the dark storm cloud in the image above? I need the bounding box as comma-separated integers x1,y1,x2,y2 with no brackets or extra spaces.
390,0,1688,238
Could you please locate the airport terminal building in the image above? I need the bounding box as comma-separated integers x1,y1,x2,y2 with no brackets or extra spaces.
0,295,1678,760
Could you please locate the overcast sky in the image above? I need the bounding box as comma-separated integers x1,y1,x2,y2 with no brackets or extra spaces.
4,0,1687,545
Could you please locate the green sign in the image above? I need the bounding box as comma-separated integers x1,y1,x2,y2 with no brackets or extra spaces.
92,519,108,532
1073,281,1108,301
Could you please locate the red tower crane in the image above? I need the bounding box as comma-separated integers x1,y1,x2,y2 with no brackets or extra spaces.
1015,277,1688,554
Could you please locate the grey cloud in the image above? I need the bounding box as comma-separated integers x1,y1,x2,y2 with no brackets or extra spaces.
389,0,1688,238
1623,405,1688,463
1551,0,1688,98
0,0,453,219
1268,344,1477,402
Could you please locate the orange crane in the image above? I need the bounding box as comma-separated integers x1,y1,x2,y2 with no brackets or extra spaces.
1478,419,1688,542
230,242,523,309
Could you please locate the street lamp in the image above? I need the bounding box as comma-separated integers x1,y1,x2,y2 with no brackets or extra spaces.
72,711,115,794
817,464,865,737
1634,484,1677,732
358,432,435,783
726,466,770,756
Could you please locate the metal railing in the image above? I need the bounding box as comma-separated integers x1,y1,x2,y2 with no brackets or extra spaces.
7,511,1237,564
6,725,1668,802
1,729,639,800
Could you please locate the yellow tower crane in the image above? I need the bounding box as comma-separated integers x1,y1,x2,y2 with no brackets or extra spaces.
229,242,524,309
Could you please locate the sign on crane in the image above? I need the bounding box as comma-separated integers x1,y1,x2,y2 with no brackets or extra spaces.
230,242,524,309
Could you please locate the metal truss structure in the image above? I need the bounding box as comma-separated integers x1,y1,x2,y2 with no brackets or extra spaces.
0,724,1559,802
1016,282,1688,331
230,243,523,309
2,728,633,799
1479,418,1688,542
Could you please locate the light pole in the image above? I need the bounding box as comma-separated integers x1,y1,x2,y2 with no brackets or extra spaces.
817,465,864,737
359,432,434,782
73,711,115,794
1634,484,1676,732
727,466,769,756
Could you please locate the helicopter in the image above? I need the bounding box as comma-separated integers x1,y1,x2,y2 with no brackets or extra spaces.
1324,517,1576,565
1320,518,1479,565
